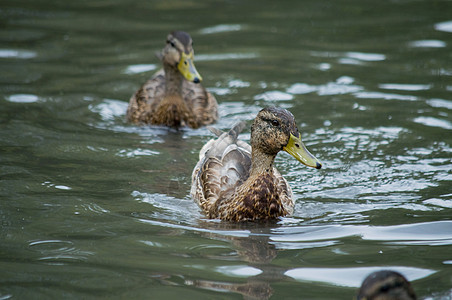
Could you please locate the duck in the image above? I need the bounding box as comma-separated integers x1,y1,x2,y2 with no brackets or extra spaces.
357,270,417,300
126,31,218,128
191,106,322,221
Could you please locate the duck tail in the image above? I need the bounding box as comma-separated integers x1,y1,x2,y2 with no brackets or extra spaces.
207,121,246,140
228,121,246,140
207,126,224,137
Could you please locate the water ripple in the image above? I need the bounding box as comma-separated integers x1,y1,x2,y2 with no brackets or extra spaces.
123,64,157,74
117,148,160,158
28,239,94,263
253,91,294,101
5,94,40,103
414,116,452,130
409,40,446,48
423,198,452,209
345,52,386,62
270,221,452,244
287,76,363,96
137,218,251,238
435,20,452,33
41,181,72,191
199,24,243,34
89,98,127,121
196,53,259,61
427,98,452,109
0,49,36,59
215,265,262,277
379,83,431,91
354,91,418,101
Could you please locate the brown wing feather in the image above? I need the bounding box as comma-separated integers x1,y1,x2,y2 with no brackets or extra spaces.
126,69,166,124
183,80,218,126
191,123,250,215
272,168,294,215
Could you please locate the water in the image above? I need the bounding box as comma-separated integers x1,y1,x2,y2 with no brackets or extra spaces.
1,0,451,299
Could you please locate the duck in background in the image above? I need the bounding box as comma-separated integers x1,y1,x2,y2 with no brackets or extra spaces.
357,270,417,300
191,106,322,221
127,31,218,129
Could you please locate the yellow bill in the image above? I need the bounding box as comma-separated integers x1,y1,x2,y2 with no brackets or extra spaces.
283,133,322,169
177,51,202,83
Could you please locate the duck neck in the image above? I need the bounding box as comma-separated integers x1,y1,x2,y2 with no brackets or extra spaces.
163,63,184,96
249,148,276,177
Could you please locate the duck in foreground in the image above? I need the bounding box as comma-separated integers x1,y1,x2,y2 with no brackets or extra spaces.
191,106,322,221
127,31,218,128
357,270,417,300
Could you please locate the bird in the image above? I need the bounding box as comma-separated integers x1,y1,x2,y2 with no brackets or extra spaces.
357,270,417,300
191,106,322,221
126,31,218,129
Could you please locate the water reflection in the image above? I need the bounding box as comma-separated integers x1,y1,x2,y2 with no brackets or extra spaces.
196,53,259,61
435,20,452,33
133,217,451,298
199,24,243,35
287,76,362,95
0,49,37,59
414,116,452,130
123,64,157,75
179,222,279,299
378,83,432,91
408,40,447,48
186,279,273,300
5,94,40,103
354,91,418,101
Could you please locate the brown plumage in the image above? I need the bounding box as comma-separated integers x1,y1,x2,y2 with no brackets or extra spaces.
357,270,417,300
191,107,322,222
126,31,218,128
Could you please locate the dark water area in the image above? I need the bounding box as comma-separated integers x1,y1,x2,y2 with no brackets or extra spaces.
1,0,452,299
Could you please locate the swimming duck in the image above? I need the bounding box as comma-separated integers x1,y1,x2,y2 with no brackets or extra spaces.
357,270,416,300
126,31,218,128
191,107,322,221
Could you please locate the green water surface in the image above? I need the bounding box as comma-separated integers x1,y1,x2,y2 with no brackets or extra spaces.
1,0,452,299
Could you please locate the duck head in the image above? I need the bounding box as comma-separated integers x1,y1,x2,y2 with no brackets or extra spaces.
357,270,416,300
251,106,322,169
160,31,202,83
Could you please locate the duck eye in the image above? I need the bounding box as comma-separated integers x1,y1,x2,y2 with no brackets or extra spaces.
271,119,280,126
168,40,175,48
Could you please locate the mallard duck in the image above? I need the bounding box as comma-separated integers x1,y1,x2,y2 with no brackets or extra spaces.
126,31,218,128
357,270,416,300
191,106,322,221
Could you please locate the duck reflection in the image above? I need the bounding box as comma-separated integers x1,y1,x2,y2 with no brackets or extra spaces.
184,220,287,299
186,279,272,300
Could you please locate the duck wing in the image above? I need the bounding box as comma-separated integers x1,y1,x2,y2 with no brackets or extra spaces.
126,69,166,124
182,80,218,126
272,168,294,215
191,122,251,215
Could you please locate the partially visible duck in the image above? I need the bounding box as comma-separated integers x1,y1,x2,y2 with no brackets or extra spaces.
357,270,417,300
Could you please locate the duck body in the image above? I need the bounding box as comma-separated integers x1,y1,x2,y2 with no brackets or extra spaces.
191,107,322,222
127,31,218,128
214,167,294,221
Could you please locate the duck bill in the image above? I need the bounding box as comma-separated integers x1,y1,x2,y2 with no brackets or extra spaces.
283,133,322,169
177,52,202,83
